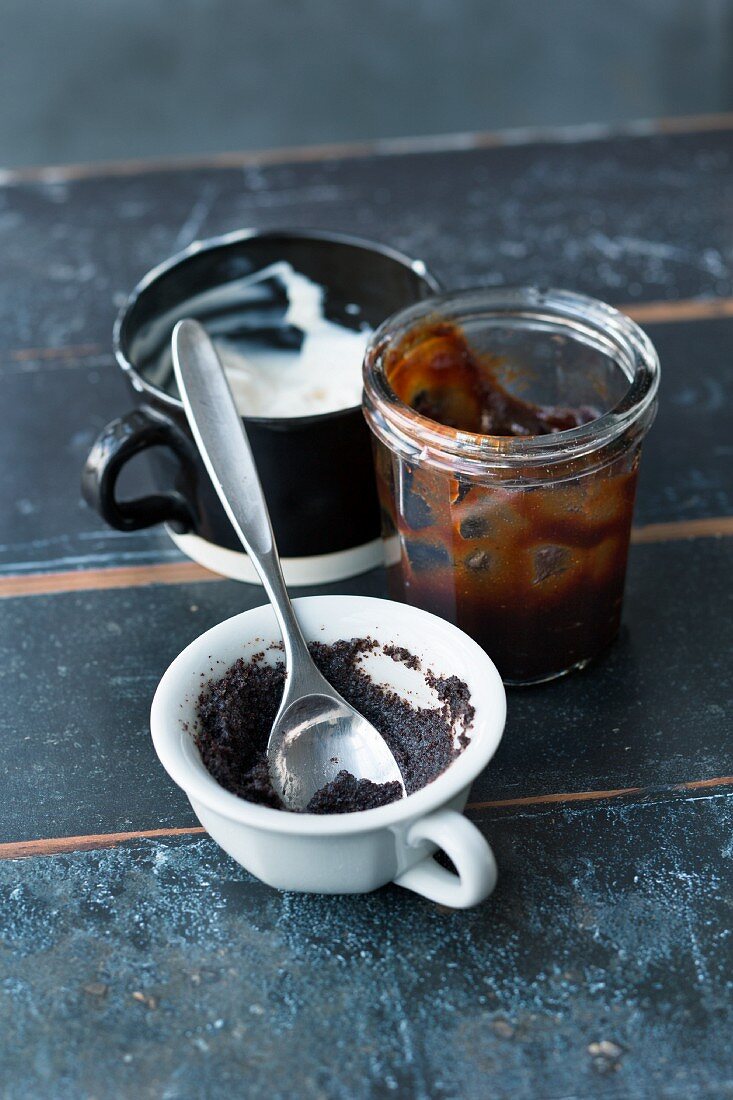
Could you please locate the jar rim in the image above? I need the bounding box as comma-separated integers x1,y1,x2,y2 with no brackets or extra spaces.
362,285,660,470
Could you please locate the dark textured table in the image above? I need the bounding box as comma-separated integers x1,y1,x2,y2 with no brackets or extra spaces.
2,115,732,1099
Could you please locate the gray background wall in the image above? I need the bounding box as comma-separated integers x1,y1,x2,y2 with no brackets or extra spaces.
1,0,732,169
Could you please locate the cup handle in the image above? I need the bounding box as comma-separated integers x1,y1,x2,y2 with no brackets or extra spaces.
81,408,197,532
393,809,497,909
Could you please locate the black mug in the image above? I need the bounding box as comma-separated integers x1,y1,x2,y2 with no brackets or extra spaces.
82,229,439,585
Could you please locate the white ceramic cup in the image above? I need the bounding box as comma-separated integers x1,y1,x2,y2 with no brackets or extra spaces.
151,595,506,909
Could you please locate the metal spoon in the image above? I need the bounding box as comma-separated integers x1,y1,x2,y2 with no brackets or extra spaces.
171,319,406,811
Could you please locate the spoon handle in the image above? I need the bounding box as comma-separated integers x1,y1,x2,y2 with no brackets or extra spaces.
171,319,312,672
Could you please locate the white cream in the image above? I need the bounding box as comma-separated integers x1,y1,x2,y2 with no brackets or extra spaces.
214,262,371,418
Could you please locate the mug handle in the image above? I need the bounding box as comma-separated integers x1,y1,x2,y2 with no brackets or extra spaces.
81,408,196,532
393,809,497,909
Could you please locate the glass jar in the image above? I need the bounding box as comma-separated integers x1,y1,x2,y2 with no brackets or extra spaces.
362,287,660,685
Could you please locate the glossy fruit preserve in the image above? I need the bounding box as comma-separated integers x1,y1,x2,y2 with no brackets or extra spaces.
362,289,659,685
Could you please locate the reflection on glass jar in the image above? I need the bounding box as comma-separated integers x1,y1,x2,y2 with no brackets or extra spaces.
363,288,660,685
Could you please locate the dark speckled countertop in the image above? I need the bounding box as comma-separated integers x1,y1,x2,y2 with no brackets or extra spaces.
1,116,732,1100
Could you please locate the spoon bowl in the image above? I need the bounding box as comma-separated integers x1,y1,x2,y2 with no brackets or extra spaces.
270,692,405,810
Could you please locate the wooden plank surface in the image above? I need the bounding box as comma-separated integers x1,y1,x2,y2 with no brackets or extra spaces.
1,119,732,1099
